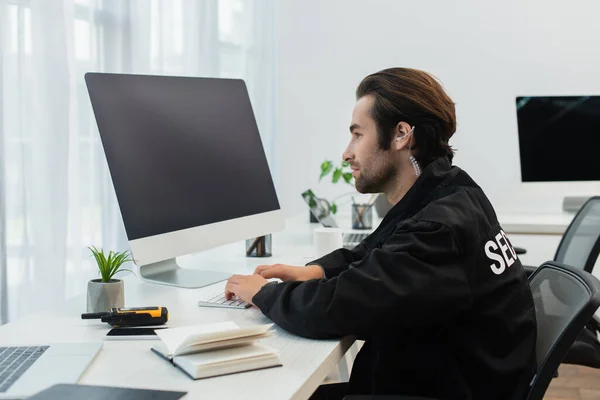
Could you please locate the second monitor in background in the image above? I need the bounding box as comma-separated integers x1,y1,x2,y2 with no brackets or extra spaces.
515,96,600,212
85,73,284,289
516,95,600,183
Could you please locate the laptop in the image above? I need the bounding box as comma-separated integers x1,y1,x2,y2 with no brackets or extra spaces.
302,192,373,248
0,342,102,399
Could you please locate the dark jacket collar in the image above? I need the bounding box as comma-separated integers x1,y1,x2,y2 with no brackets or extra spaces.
367,157,459,245
383,156,458,222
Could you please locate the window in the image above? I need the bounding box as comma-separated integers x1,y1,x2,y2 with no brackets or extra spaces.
0,0,275,322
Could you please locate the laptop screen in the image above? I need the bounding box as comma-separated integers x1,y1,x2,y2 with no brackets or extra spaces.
301,191,339,228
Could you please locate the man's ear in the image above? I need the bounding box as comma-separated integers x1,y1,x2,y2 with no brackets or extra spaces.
391,122,412,150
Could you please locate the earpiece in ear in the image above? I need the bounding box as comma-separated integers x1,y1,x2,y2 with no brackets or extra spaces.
396,126,415,142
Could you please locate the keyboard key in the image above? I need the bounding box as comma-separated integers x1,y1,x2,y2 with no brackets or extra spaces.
0,346,48,392
198,290,250,309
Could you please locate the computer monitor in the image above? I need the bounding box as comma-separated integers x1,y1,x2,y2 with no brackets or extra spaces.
515,95,600,182
85,73,284,289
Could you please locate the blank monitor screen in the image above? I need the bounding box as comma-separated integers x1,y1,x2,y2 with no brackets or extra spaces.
85,73,280,241
516,96,600,182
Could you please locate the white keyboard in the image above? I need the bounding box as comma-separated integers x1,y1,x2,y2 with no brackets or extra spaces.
343,232,370,245
198,290,251,309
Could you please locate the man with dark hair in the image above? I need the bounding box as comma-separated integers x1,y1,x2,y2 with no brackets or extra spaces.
224,68,537,400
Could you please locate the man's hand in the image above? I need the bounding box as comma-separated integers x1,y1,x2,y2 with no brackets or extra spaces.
254,264,324,282
225,274,269,305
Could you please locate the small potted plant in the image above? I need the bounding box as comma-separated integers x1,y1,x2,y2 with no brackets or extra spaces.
86,246,134,313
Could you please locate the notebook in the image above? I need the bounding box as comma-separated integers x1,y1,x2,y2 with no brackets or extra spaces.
151,322,281,379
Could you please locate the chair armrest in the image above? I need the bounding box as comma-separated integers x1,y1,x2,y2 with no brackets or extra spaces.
514,247,527,255
523,265,537,278
343,396,438,400
588,314,600,333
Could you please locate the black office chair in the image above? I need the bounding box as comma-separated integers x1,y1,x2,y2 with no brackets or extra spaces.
526,262,600,399
520,197,600,368
522,196,600,277
343,262,600,400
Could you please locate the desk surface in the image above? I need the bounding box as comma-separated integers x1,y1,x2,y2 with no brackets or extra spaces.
0,210,572,398
0,215,353,400
498,212,574,235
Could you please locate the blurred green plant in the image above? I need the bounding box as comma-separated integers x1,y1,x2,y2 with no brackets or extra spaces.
319,160,353,185
303,160,354,215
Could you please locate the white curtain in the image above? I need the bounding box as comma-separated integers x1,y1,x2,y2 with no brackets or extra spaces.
0,0,276,324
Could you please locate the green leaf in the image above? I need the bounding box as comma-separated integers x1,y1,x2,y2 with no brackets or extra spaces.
302,189,315,198
319,161,333,180
109,257,121,280
341,161,350,167
107,251,114,269
109,251,132,280
99,251,108,281
302,189,317,208
114,268,136,277
88,246,102,267
330,203,337,214
332,168,342,183
343,172,353,184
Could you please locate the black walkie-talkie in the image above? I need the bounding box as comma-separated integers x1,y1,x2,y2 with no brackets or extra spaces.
81,306,168,327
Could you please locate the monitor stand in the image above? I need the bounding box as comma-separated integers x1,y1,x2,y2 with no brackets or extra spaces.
138,259,231,289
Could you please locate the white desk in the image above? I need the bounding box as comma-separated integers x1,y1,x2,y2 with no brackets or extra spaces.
499,212,574,235
2,210,571,398
497,213,572,268
0,215,354,400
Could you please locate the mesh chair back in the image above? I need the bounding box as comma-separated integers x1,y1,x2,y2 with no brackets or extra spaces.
554,196,600,272
527,262,600,400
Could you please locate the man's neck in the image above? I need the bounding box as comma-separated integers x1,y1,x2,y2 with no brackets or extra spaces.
384,168,419,206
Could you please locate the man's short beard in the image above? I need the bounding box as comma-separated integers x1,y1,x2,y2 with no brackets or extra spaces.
355,161,396,194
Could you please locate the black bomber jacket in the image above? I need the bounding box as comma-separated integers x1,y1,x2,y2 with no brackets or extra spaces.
253,156,537,400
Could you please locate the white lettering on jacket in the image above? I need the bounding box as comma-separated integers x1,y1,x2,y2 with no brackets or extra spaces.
485,229,517,275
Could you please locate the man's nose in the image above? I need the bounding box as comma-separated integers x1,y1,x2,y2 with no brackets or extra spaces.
342,146,353,163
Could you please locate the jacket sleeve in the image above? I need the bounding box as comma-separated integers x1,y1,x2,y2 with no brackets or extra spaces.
306,240,369,278
252,220,472,339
